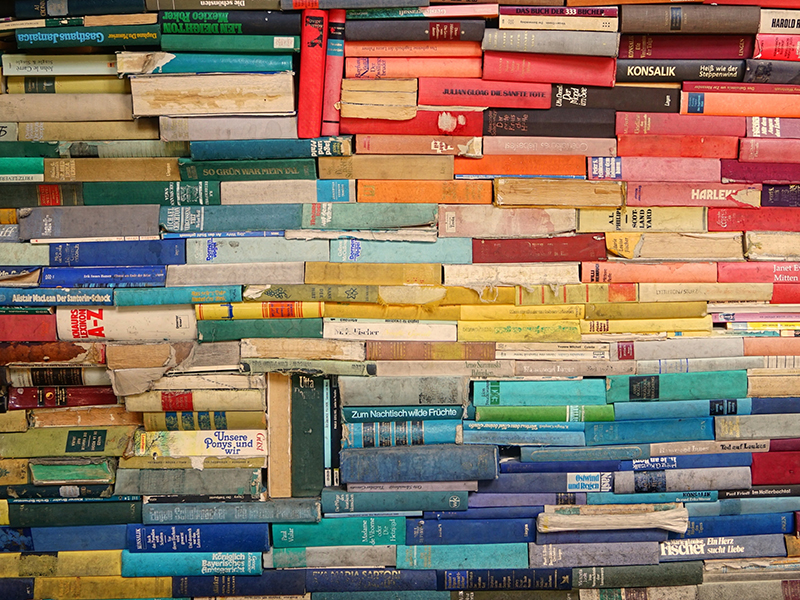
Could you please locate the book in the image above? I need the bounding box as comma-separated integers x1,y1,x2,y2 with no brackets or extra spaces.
272,516,404,548
620,5,761,34
297,9,327,138
128,523,271,552
159,33,299,53
120,550,262,576
482,29,620,57
416,77,551,109
619,34,754,59
483,51,617,88
15,24,161,48
682,91,800,117
617,59,746,83
159,10,301,35
0,94,134,122
397,543,529,570
1,53,117,76
553,83,680,111
320,10,345,136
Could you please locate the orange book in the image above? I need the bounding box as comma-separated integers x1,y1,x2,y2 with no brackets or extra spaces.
453,155,586,177
357,180,492,204
681,91,800,118
0,208,16,224
344,41,483,57
581,261,718,283
344,57,483,79
744,337,800,356
617,134,740,158
355,134,482,157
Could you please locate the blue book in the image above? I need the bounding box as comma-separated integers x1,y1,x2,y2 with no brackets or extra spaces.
660,534,788,562
501,459,621,473
191,137,352,160
185,237,329,264
605,371,749,402
322,489,468,514
306,569,437,592
142,498,321,525
127,523,270,552
669,513,795,539
121,549,263,576
317,179,356,202
397,543,529,570
0,287,113,306
49,240,185,267
0,579,33,600
113,285,242,306
424,506,545,520
588,491,718,505
619,453,752,471
39,266,166,288
342,420,461,449
536,529,669,544
173,571,306,597
584,418,714,446
0,225,19,242
751,397,800,413
160,205,303,233
437,568,572,591
0,525,128,552
521,445,650,462
687,497,800,516
469,493,585,507
301,203,437,230
136,53,293,74
340,445,498,483
614,398,751,420
472,379,606,406
342,405,463,423
330,238,472,264
406,518,536,546
462,430,586,447
478,472,613,494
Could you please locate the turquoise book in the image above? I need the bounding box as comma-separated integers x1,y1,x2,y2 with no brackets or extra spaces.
462,430,586,447
686,497,800,516
321,489,468,514
114,286,242,306
272,516,404,548
185,237,329,265
330,238,472,264
160,205,303,233
82,182,220,206
472,380,607,406
342,405,463,423
587,491,718,505
341,420,461,449
0,288,113,306
126,52,293,73
121,550,262,576
161,34,300,53
178,158,316,181
585,418,715,446
191,137,353,160
0,142,59,158
197,318,324,342
301,203,438,230
614,398,751,420
605,371,749,403
16,25,161,48
0,157,44,175
396,543,529,570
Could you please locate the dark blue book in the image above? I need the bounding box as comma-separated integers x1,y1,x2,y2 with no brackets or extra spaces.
751,397,800,414
39,266,166,288
501,459,621,473
0,525,127,552
0,578,33,600
49,240,185,267
618,453,752,471
423,506,545,520
174,570,306,597
190,137,352,160
437,569,571,591
669,513,795,539
127,523,270,552
478,472,613,494
536,529,669,544
306,569,437,592
407,518,536,545
15,0,145,18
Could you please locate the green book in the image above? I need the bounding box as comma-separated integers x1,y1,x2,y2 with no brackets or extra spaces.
178,158,316,182
0,426,138,458
475,405,614,422
16,25,161,48
82,181,221,206
0,142,60,158
161,34,300,53
197,319,324,342
572,561,704,588
8,500,142,527
605,371,749,403
272,516,405,548
29,459,115,484
291,374,326,498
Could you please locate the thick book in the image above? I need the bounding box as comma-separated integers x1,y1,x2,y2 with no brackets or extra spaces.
15,0,146,17
407,518,535,545
18,205,160,242
606,371,748,402
553,83,680,111
589,156,721,181
483,51,616,87
626,182,760,207
620,5,761,34
321,488,467,514
482,29,620,57
438,568,571,591
272,516,404,548
117,51,292,74
619,34,754,59
120,550,262,576
584,418,715,446
16,25,161,48
397,543,529,570
172,570,306,598
159,10,301,35
297,10,327,138
485,107,616,138
345,19,484,41
572,562,703,588
617,59,745,83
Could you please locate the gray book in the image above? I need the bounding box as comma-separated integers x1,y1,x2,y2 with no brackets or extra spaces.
529,541,660,568
17,205,160,241
267,545,396,568
165,262,305,286
114,468,261,497
483,29,620,57
661,534,787,562
338,376,468,406
614,467,752,494
715,414,800,441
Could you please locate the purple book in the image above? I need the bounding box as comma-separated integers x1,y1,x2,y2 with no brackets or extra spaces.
468,493,586,507
722,160,800,184
747,117,800,139
762,185,800,207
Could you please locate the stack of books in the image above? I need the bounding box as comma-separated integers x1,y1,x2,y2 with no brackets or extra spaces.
4,0,800,598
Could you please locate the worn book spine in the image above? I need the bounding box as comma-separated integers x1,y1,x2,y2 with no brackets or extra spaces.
120,549,262,576
585,418,715,446
619,34,754,59
484,51,617,88
7,386,117,410
416,77,551,109
606,371,749,402
438,568,571,591
614,466,752,494
571,562,703,588
620,5,761,34
342,420,461,448
321,489,467,513
482,29,620,57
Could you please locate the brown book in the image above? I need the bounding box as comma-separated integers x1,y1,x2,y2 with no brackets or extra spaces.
365,341,495,361
267,372,292,499
0,94,134,121
0,342,106,366
105,343,194,370
318,155,454,180
44,158,181,182
495,179,624,207
29,406,143,428
620,5,761,34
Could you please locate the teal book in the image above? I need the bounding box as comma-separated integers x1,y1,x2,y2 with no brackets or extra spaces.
521,445,650,462
16,25,161,48
186,237,329,264
588,491,718,505
396,543,529,570
191,137,353,160
114,286,242,306
143,499,321,524
585,418,714,446
126,52,293,73
178,158,316,181
614,398,751,420
321,489,468,514
160,205,303,233
342,405,463,423
121,550,262,576
161,34,300,53
197,318,323,342
341,420,461,448
686,497,800,516
462,430,586,447
472,380,607,406
0,157,44,174
301,203,438,230
605,371,749,403
331,238,472,264
82,181,220,206
58,140,190,159
0,142,59,158
272,516,404,548
0,288,113,306
292,374,327,498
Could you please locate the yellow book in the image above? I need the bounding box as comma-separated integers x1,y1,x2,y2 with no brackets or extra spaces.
494,179,624,207
305,262,442,286
516,283,638,305
241,338,366,361
378,285,516,306
323,303,461,321
606,232,745,261
0,209,17,224
0,500,7,525
584,301,707,321
458,320,582,342
0,550,121,577
18,120,159,142
0,459,30,485
460,304,585,320
33,575,171,600
577,207,707,233
638,283,773,303
7,76,130,94
195,301,324,320
580,315,714,335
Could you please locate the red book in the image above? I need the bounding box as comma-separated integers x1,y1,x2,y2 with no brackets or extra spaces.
748,117,800,139
472,234,607,263
755,34,800,61
340,110,484,136
684,82,800,95
617,134,739,158
297,9,328,139
482,50,616,88
718,262,800,283
0,314,57,342
7,386,118,410
709,207,800,232
619,35,754,60
751,452,800,485
771,284,800,304
722,159,800,184
616,112,746,136
417,77,551,109
626,182,761,208
320,9,345,137
740,138,800,163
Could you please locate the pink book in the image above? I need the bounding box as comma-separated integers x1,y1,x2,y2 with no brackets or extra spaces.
588,156,721,182
438,204,576,238
747,117,800,139
709,207,800,232
718,262,800,283
500,6,618,16
320,9,346,137
721,160,800,184
743,337,800,356
616,112,746,136
740,138,800,163
482,51,616,88
626,182,761,208
417,77,551,109
581,261,718,283
483,136,616,156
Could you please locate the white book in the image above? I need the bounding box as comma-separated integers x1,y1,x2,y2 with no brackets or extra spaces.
610,337,745,361
638,282,773,303
56,305,196,342
636,356,765,374
1,53,117,75
443,263,580,287
149,373,267,390
374,360,516,378
0,123,19,141
159,115,297,141
715,415,800,441
759,9,800,33
347,481,478,492
496,342,611,361
323,318,458,342
649,439,770,457
221,180,356,204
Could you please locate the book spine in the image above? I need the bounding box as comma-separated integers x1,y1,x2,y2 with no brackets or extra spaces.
305,568,437,592
584,418,715,446
675,513,794,539
530,540,660,568
571,562,703,588
7,386,117,410
341,420,461,448
321,10,346,136
619,34,754,59
606,371,749,402
121,549,262,576
660,533,787,561
173,570,306,597
127,523,271,552
321,489,468,513
617,59,745,83
614,466,752,494
115,468,262,498
483,51,616,88
407,518,536,545
272,516,404,548
16,0,145,18
142,498,320,524
438,568,571,591
298,10,328,138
